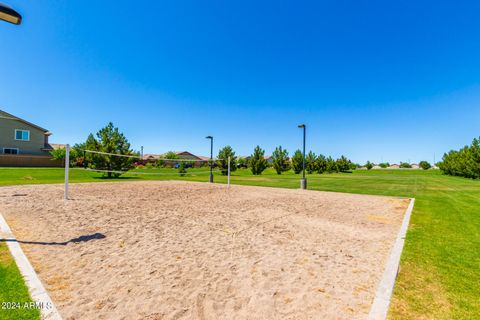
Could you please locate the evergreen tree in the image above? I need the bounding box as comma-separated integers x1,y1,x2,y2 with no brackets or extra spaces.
336,155,351,172
326,156,338,173
365,161,373,170
249,146,268,175
316,154,327,173
217,146,237,175
271,146,290,174
291,149,304,174
305,151,318,174
84,122,135,178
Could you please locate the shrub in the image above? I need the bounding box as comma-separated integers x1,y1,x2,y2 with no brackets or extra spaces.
379,162,389,168
419,161,431,170
291,150,304,174
178,162,186,176
249,146,268,175
217,146,237,175
272,146,290,174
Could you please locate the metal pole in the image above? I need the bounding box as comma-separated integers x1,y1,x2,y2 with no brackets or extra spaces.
141,146,144,158
298,124,307,189
302,126,306,180
64,144,70,200
227,156,231,187
206,136,213,183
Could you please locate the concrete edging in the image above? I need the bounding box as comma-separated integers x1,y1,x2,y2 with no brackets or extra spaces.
0,213,62,320
368,198,416,320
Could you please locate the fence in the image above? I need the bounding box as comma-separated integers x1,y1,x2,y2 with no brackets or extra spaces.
0,154,64,167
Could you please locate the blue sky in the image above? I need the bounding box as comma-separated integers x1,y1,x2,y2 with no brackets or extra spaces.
1,1,479,164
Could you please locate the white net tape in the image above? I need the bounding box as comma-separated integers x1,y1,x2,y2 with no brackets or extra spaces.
76,168,223,175
83,150,221,162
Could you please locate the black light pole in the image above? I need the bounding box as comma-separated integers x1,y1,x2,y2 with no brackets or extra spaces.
0,3,22,25
206,136,213,183
298,124,307,189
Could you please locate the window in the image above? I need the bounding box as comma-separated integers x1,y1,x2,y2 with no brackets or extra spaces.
3,148,19,154
15,129,30,141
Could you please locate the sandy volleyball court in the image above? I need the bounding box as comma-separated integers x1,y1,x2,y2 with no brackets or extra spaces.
0,181,409,319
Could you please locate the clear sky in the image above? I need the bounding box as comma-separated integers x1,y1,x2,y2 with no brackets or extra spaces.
1,1,479,164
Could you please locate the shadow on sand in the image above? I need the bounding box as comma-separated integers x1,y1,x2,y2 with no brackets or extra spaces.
0,232,106,246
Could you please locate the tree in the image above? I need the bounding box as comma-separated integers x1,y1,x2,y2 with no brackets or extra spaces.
439,137,480,179
237,157,248,168
157,151,180,167
218,146,237,175
326,156,337,173
349,163,359,170
336,155,351,172
419,161,431,170
365,161,373,170
249,146,268,175
271,146,290,174
316,154,327,173
305,151,318,174
178,162,187,176
50,147,78,166
291,149,304,174
379,162,390,168
400,162,412,168
83,122,135,178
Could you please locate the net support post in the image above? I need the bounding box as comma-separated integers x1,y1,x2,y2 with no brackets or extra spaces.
227,156,231,188
64,144,70,200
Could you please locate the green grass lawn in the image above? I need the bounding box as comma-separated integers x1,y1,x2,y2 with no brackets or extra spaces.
0,242,40,320
0,167,479,319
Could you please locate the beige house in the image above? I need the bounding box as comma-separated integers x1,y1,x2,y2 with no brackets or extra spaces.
142,151,209,166
0,110,53,155
389,164,400,169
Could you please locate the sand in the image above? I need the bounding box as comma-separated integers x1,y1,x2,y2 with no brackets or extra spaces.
0,181,409,320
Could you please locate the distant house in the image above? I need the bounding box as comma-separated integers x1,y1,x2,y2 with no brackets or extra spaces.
0,110,53,155
142,151,209,166
0,110,63,167
411,163,420,169
372,165,382,170
389,164,400,169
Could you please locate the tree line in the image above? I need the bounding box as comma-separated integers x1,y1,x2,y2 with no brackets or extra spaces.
216,145,354,176
439,137,480,179
52,122,357,178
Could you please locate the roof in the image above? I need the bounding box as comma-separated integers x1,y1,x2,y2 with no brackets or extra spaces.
0,109,50,134
49,144,66,150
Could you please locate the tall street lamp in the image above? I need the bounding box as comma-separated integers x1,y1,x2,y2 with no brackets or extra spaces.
206,136,213,183
298,124,306,189
0,3,22,25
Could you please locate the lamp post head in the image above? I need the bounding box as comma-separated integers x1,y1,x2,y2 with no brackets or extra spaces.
298,124,305,129
0,4,22,25
206,136,213,140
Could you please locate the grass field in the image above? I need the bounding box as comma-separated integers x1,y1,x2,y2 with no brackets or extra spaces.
0,242,40,320
0,167,479,319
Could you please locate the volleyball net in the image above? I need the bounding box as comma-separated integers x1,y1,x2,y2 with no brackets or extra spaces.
78,149,227,176
63,146,232,199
